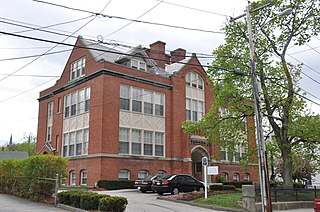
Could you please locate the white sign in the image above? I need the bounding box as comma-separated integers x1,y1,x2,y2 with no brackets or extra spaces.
207,166,219,175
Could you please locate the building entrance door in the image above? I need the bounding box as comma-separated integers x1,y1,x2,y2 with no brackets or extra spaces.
191,147,209,181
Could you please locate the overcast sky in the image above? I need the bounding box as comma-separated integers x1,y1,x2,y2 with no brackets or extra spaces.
0,0,319,146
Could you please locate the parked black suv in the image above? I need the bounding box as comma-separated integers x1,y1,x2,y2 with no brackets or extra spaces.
152,174,204,195
134,175,163,193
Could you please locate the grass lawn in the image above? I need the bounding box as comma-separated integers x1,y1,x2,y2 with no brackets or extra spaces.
193,192,244,210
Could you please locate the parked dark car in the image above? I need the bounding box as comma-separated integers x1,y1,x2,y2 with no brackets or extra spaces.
152,174,204,195
134,175,163,193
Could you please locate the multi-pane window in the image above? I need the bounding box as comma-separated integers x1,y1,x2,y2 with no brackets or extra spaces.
118,170,130,180
48,102,53,118
233,173,240,181
120,85,165,116
64,87,90,118
70,57,86,81
221,172,228,182
132,88,142,112
76,130,83,156
119,128,164,157
62,129,89,157
138,170,148,180
47,126,52,143
132,129,141,155
80,170,87,185
70,171,76,185
144,131,153,156
220,145,246,162
155,132,164,156
185,72,205,121
244,173,250,181
186,72,204,90
69,132,75,157
186,98,204,121
144,90,153,115
119,128,129,154
120,85,130,110
131,59,146,71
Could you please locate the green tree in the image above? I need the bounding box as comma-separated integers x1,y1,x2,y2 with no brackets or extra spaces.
183,0,320,188
16,133,36,156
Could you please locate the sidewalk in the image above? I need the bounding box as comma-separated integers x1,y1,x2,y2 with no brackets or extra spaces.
0,194,66,212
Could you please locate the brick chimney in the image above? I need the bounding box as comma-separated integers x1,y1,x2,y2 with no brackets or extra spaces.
170,48,186,64
149,41,166,69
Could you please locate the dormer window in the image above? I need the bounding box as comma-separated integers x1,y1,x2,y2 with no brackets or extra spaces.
131,59,146,71
70,57,86,81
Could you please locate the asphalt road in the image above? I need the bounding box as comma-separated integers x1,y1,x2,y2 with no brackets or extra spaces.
0,194,66,212
97,189,219,212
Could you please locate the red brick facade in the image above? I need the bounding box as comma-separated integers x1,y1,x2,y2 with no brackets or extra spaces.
36,37,258,186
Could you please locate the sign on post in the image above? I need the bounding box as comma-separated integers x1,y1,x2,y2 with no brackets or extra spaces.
202,156,208,199
207,166,219,175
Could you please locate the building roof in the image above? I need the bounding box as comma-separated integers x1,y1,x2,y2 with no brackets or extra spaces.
0,151,28,161
81,38,122,62
80,37,193,77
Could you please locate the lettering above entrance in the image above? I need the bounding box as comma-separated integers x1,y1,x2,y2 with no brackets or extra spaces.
190,135,208,146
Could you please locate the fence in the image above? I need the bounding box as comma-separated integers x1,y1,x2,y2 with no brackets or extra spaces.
255,186,320,202
0,174,59,205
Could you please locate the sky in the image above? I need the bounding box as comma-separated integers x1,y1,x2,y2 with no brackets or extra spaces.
0,0,319,146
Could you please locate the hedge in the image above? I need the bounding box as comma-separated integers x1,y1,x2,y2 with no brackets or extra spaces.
58,190,127,211
97,180,135,190
223,181,253,188
209,184,237,191
99,196,128,212
0,155,68,201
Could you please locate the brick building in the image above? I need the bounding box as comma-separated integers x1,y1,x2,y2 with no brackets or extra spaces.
36,36,258,186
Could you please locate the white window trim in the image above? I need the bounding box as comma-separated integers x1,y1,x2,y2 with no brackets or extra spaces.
80,170,88,185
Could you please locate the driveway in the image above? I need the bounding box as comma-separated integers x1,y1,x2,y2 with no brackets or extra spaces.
97,189,224,212
0,194,66,212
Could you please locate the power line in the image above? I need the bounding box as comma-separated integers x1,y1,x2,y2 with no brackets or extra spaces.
0,15,94,37
32,0,224,34
0,1,112,83
157,0,231,18
104,0,164,37
0,31,234,72
0,74,59,78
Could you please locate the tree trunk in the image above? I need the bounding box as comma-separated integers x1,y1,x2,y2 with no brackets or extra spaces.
281,144,294,188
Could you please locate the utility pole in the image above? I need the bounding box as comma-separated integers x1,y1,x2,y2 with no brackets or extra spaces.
230,2,272,212
245,5,272,212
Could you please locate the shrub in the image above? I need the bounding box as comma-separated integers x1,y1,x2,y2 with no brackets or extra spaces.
97,180,135,190
223,185,237,190
58,191,83,205
99,196,128,212
223,181,253,188
80,193,108,210
209,184,223,191
0,155,68,201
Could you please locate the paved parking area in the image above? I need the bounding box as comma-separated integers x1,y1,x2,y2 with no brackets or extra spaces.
0,194,66,212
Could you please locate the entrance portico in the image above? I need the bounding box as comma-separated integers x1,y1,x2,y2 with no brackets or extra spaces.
191,146,209,181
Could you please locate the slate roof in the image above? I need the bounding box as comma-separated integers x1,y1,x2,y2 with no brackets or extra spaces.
0,151,28,161
80,37,193,77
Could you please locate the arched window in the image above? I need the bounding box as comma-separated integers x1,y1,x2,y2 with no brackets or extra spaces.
185,72,205,122
69,170,76,185
80,170,87,185
244,173,250,181
138,170,149,180
221,172,228,182
156,170,166,177
118,169,130,180
233,173,240,181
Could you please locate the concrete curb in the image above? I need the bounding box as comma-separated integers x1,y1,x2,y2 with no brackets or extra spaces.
57,204,88,212
157,196,247,212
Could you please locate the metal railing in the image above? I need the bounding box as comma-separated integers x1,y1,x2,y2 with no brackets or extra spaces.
255,186,320,202
0,174,59,205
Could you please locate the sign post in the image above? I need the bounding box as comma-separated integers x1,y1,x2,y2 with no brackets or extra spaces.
202,156,208,199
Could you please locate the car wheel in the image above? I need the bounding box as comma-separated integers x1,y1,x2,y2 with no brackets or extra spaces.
199,187,204,192
172,188,179,195
140,189,147,193
157,192,163,195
